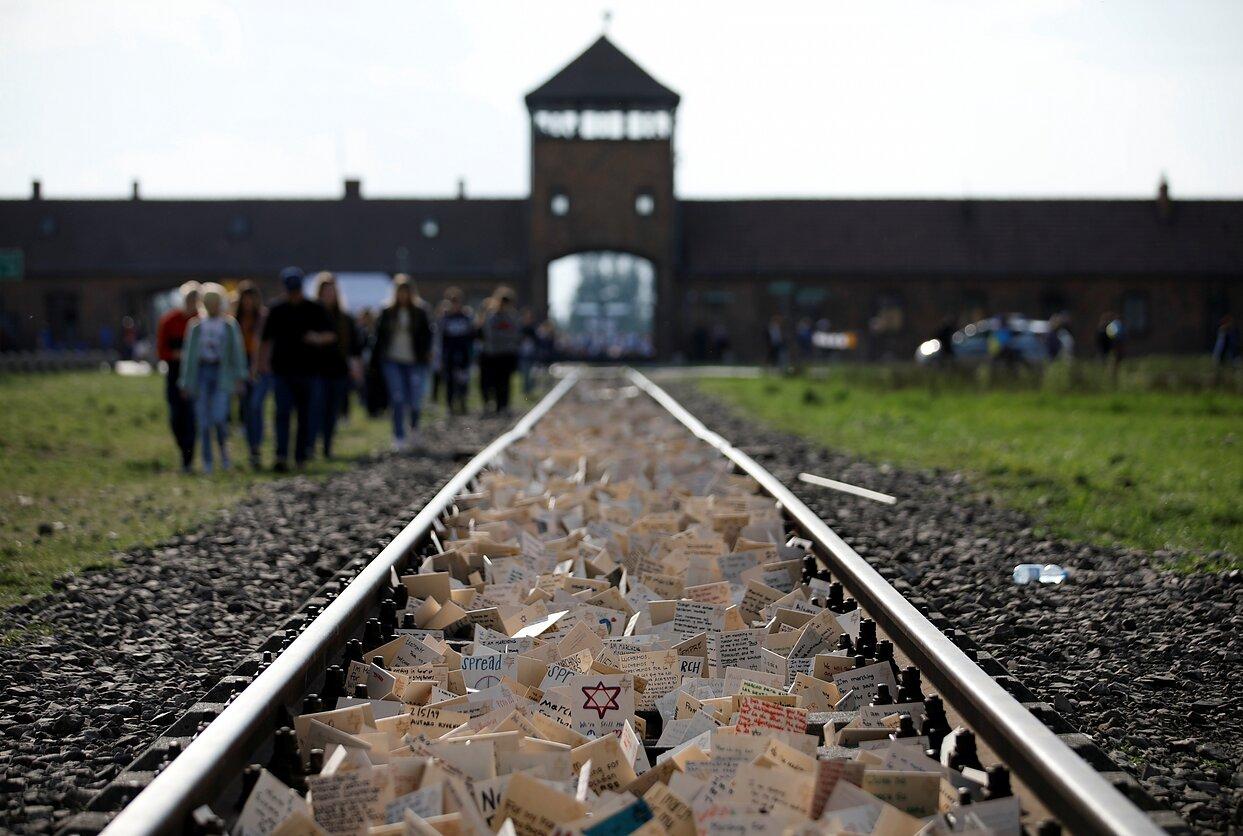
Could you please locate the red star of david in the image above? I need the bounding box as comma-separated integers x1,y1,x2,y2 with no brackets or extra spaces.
581,680,622,719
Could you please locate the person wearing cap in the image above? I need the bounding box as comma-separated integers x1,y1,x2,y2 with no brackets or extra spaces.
371,274,433,451
256,267,336,471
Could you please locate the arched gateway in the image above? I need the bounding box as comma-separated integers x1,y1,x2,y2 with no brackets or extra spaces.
525,36,679,359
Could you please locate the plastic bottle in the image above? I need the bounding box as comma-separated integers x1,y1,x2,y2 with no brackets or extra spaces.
1014,563,1068,584
1039,564,1068,584
1012,564,1041,584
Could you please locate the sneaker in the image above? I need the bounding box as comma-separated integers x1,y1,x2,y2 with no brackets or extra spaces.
392,437,409,453
272,460,290,474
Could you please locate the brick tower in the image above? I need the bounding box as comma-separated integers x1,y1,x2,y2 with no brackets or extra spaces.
525,35,680,358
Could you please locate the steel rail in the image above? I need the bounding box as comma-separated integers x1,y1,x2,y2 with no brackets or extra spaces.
102,373,580,836
627,368,1163,836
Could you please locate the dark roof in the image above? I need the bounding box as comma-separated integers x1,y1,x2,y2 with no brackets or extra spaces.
525,36,679,110
680,198,1243,277
0,198,528,279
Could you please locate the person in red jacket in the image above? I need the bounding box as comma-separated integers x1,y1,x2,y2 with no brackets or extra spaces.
156,282,201,472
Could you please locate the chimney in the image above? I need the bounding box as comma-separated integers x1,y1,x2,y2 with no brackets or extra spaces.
1156,175,1171,220
131,179,141,200
343,178,362,200
457,177,466,199
31,180,41,200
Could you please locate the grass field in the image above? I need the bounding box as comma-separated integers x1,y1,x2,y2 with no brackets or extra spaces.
700,369,1243,570
0,370,396,607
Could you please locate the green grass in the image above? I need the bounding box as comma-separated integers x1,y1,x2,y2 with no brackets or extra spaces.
0,370,398,608
700,370,1243,570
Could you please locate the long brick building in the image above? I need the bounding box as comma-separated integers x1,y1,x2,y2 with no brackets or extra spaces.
1,35,1240,359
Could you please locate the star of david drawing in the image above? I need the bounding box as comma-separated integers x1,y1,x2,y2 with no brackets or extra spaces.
581,680,622,719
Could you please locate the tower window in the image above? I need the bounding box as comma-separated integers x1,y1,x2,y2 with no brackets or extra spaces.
422,219,439,239
550,192,570,217
635,193,655,217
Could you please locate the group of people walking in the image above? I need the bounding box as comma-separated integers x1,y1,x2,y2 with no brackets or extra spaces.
155,269,535,473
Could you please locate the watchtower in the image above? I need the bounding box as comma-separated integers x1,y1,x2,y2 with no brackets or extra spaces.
525,35,680,357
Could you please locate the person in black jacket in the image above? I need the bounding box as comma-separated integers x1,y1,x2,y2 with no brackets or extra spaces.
258,268,336,471
372,275,433,451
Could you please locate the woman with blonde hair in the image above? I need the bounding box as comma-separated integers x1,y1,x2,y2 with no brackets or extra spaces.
179,282,246,472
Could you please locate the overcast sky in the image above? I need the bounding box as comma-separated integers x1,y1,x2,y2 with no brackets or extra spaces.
2,0,1241,200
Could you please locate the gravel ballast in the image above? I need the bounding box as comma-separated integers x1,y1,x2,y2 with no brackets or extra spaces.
0,413,507,835
2,384,1240,834
667,383,1242,834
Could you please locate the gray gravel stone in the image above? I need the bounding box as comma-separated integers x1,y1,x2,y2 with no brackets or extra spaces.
0,412,508,835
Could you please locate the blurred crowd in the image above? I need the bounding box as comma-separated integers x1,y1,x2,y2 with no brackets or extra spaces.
155,269,555,474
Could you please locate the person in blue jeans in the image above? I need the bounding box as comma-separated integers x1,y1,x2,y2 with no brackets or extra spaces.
312,272,364,459
178,283,246,473
257,268,336,472
371,275,433,451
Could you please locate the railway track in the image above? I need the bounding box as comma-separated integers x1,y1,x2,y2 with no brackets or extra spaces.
59,369,1180,836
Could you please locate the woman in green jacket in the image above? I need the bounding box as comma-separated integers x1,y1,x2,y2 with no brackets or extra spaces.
179,282,247,473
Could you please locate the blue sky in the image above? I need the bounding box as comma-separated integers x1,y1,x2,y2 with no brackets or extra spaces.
2,0,1241,199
